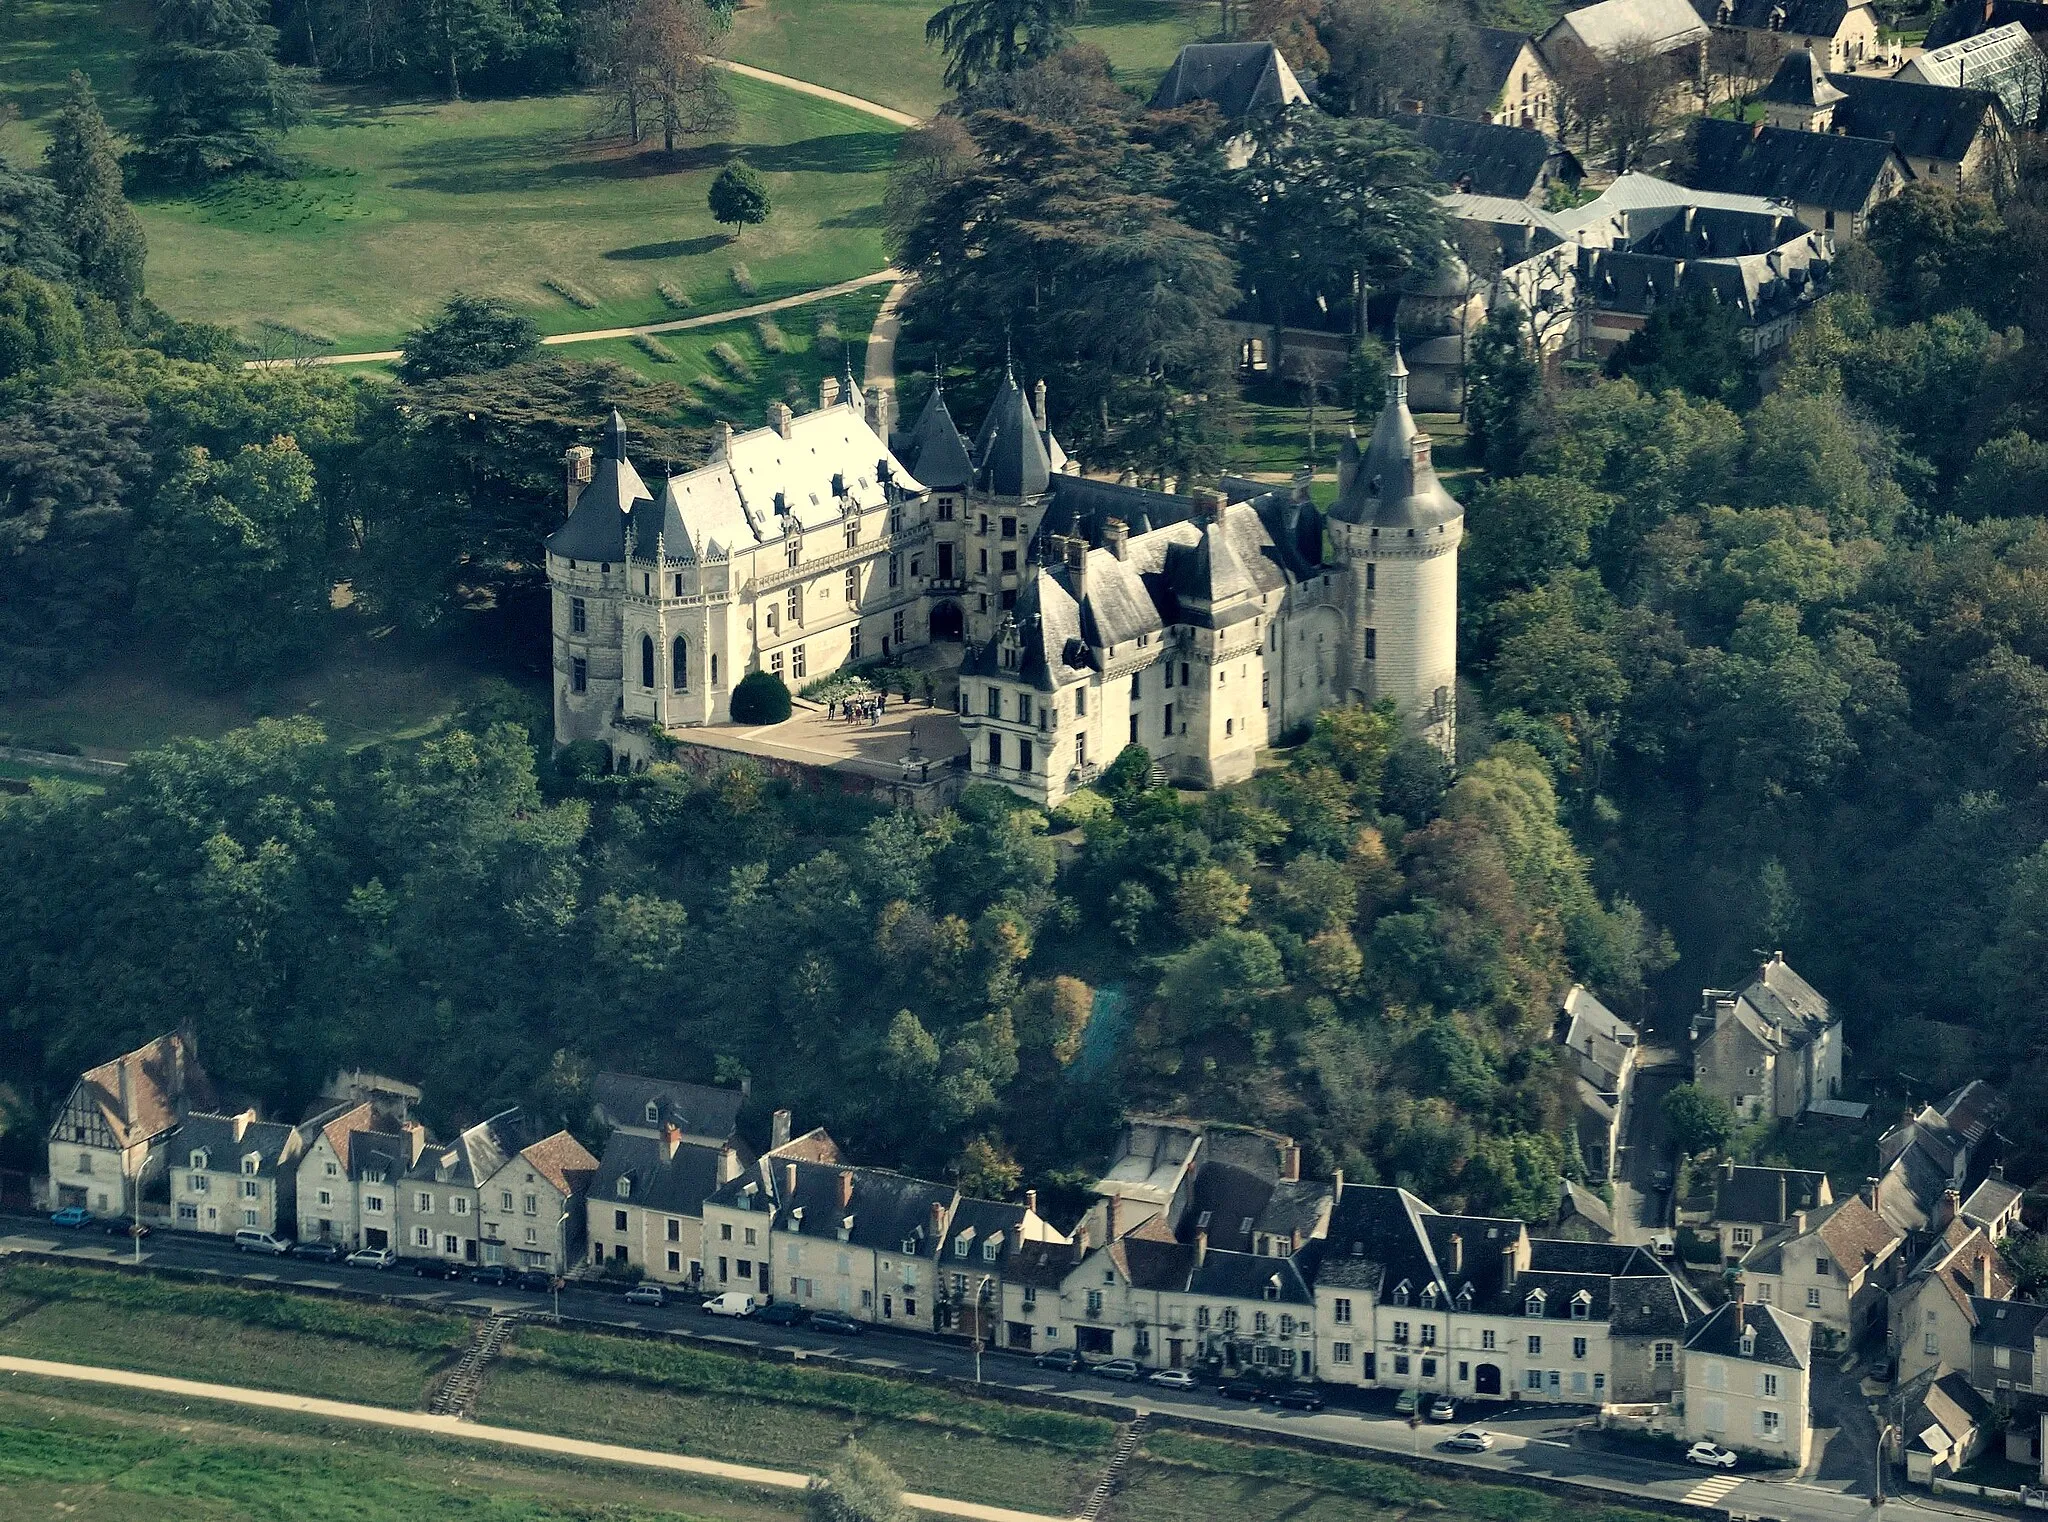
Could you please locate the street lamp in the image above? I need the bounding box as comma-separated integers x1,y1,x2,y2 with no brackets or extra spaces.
971,1274,994,1383
553,1205,573,1324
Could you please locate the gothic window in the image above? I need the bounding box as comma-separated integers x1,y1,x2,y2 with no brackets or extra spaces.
845,518,860,549
710,653,719,687
640,636,655,689
673,637,688,691
845,567,858,603
889,554,901,588
786,537,801,569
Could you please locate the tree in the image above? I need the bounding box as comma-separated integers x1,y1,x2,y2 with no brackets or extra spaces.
708,161,770,238
1962,431,2048,520
397,293,540,383
1173,864,1250,938
1662,1083,1736,1157
1465,302,1539,474
884,117,976,251
0,156,76,283
1317,0,1475,117
2002,1230,2048,1297
1600,42,1680,173
0,267,87,390
807,1445,910,1522
134,0,306,182
1464,475,1612,605
43,74,146,321
730,668,791,723
923,0,1081,93
1607,289,1753,407
640,0,733,151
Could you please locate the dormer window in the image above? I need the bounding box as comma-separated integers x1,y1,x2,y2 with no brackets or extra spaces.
1391,1281,1410,1307
983,1240,999,1262
644,1102,659,1125
903,1238,918,1254
955,1237,971,1258
1525,1290,1546,1317
1571,1291,1592,1321
1740,1330,1757,1357
242,1154,259,1176
1420,1284,1438,1309
616,1177,632,1199
189,1149,208,1171
1456,1283,1475,1309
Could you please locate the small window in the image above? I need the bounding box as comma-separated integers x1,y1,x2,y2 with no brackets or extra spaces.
571,596,586,633
572,657,588,694
640,634,655,689
845,566,859,603
673,636,689,691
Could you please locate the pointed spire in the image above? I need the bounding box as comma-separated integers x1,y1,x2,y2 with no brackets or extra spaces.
842,350,861,410
1386,344,1408,413
602,408,629,462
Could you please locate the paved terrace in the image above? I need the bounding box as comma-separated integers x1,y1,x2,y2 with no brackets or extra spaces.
677,696,968,786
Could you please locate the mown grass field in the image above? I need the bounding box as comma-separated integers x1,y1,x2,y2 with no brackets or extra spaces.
726,0,1214,117
0,1384,810,1522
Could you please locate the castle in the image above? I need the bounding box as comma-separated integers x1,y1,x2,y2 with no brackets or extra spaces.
544,357,1461,806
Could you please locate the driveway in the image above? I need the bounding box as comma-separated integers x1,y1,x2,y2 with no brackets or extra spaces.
1612,1049,1685,1244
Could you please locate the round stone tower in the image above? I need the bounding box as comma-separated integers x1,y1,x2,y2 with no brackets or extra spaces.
1328,350,1462,758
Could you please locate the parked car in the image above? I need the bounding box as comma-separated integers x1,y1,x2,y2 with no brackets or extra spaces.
233,1228,294,1255
49,1207,93,1229
1394,1389,1421,1417
290,1240,342,1262
700,1290,757,1317
1034,1348,1090,1373
410,1257,465,1279
103,1220,149,1239
624,1283,667,1307
1429,1396,1457,1423
1686,1441,1739,1470
1272,1387,1325,1411
469,1264,515,1287
1095,1358,1144,1382
756,1300,808,1327
809,1309,864,1335
1148,1368,1197,1390
1440,1429,1494,1453
515,1269,554,1293
347,1247,398,1270
1220,1377,1274,1402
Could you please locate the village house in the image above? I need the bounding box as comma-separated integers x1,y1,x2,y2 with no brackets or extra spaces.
1874,1081,2005,1237
1682,1298,1815,1465
1467,26,1560,127
1734,1192,1902,1346
479,1130,598,1272
1903,1368,1996,1485
167,1109,311,1238
1707,1161,1832,1264
47,1031,214,1220
1757,51,2011,191
398,1110,524,1266
1894,1214,2015,1385
1541,0,1712,71
1691,953,1846,1121
1687,116,1910,240
933,1190,1070,1347
1698,0,1881,72
585,1090,762,1283
589,1070,746,1149
1560,984,1639,1182
1543,1180,1620,1243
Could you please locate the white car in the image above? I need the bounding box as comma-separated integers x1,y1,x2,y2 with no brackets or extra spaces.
700,1291,758,1317
1686,1441,1739,1470
346,1246,397,1270
1440,1428,1494,1453
1148,1368,1197,1390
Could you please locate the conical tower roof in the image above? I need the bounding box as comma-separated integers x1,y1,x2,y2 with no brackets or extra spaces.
903,383,972,490
974,369,1051,498
1759,50,1845,110
1330,348,1460,531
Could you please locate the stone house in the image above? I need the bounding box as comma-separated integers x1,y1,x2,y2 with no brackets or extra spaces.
1560,985,1639,1182
1875,1081,2004,1236
1971,1297,2048,1399
1148,42,1309,165
1733,1193,1902,1345
397,1109,523,1266
1397,113,1583,203
479,1130,597,1272
589,1071,746,1149
1692,953,1845,1121
1708,1161,1832,1263
1698,0,1880,73
47,1031,214,1218
168,1109,307,1238
1687,117,1910,241
294,1102,403,1247
934,1191,1070,1347
1894,1215,2015,1385
1904,1369,1995,1485
1468,26,1561,128
587,1128,748,1283
1758,51,2012,191
1961,1167,2025,1239
1682,1298,1814,1466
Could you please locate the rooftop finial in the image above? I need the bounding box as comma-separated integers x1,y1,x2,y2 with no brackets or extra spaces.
1385,341,1408,412
602,407,628,462
1004,332,1015,379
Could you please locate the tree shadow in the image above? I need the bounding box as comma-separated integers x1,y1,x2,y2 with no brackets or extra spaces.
605,234,731,261
822,204,887,229
389,131,898,195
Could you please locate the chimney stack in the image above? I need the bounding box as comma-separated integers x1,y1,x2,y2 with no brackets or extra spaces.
116,1058,130,1121
784,1161,798,1199
1102,517,1129,561
1939,1186,1961,1232
1975,1251,1994,1298
404,1121,427,1166
1779,1175,1789,1222
563,444,594,518
1282,1143,1301,1183
663,1122,682,1160
1196,1226,1209,1266
771,1108,792,1150
1106,1193,1120,1243
1025,1188,1038,1217
1500,1240,1517,1290
1733,1278,1747,1304
1449,1232,1464,1276
1332,1168,1344,1198
1063,535,1088,599
1724,1157,1738,1184
837,1169,854,1213
929,1199,946,1248
820,375,841,411
233,1108,252,1143
1792,1209,1808,1235
1992,1162,2007,1183
1190,486,1225,525
769,402,794,439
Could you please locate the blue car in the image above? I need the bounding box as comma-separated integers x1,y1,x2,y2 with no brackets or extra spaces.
50,1206,93,1228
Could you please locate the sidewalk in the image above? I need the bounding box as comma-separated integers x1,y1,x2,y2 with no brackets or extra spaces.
0,1353,1077,1522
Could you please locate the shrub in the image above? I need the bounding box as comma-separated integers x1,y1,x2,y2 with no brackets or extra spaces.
711,341,753,380
729,670,791,725
545,277,599,310
695,372,734,396
756,317,788,354
657,281,692,309
258,319,335,348
814,308,840,343
631,334,678,363
730,263,757,296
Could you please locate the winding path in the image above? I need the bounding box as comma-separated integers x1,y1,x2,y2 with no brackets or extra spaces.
246,61,920,372
0,1353,1073,1522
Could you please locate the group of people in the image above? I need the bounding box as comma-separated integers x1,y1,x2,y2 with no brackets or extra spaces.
826,691,889,727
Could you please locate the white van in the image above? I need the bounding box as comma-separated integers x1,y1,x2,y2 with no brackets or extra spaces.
234,1228,294,1255
700,1291,758,1317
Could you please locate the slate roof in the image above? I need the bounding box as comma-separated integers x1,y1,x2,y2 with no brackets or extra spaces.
1562,984,1639,1091
1691,116,1907,210
1829,73,2005,163
1401,113,1557,200
1187,1246,1315,1304
1471,27,1542,103
897,385,973,490
1969,1295,2048,1349
594,1132,732,1218
1331,352,1462,531
175,1112,297,1178
72,1032,214,1150
720,1159,958,1259
1909,1220,2014,1319
1905,21,2048,125
939,1196,1035,1273
973,372,1053,498
1961,1172,2025,1230
591,1072,745,1144
1759,49,1847,108
349,1127,411,1183
1544,0,1711,57
1007,1238,1085,1289
406,1109,524,1189
1558,1179,1618,1238
1148,42,1309,119
1609,1271,1699,1336
1701,0,1865,35
1908,1368,1993,1455
1716,1164,1831,1225
1877,1081,2005,1233
1685,1299,1810,1369
1924,1,2048,52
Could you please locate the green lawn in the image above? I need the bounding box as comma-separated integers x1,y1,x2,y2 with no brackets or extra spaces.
727,0,1214,116
0,1384,809,1522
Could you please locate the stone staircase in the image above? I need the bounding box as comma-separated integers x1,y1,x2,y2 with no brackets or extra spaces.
430,1311,518,1418
1080,1413,1149,1522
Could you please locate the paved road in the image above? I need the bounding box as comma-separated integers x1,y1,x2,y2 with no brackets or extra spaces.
0,1353,1058,1522
0,1218,1999,1522
1614,1051,1687,1245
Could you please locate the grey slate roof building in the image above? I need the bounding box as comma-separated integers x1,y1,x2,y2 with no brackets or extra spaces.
1471,26,1543,105
1715,1162,1832,1228
1684,1298,1811,1369
177,1111,298,1178
1902,21,2048,127
591,1072,746,1147
546,411,653,563
1924,0,2048,52
592,1132,735,1222
1699,0,1864,33
1330,352,1462,531
1148,42,1310,120
1689,116,1910,214
895,385,973,491
1759,48,1847,111
1825,74,2006,162
1397,112,1581,201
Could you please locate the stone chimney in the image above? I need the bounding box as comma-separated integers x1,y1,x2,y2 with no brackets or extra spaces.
784,1161,798,1199
1449,1232,1464,1276
1196,1226,1209,1267
867,387,891,435
1862,1176,1879,1212
929,1199,946,1248
404,1121,428,1166
1939,1187,1961,1232
233,1108,252,1143
769,402,794,439
1500,1240,1517,1290
771,1108,792,1150
116,1058,130,1121
820,375,842,411
1063,535,1088,600
1792,1210,1808,1236
837,1168,855,1213
1024,1188,1038,1217
1033,378,1048,431
1106,1193,1121,1243
1733,1278,1746,1305
718,1143,743,1184
664,1123,682,1161
1778,1174,1789,1222
1975,1251,1994,1298
1190,486,1225,525
1102,517,1129,561
1282,1143,1301,1183
1332,1168,1344,1198
563,444,594,518
1724,1157,1738,1184
1751,115,1765,141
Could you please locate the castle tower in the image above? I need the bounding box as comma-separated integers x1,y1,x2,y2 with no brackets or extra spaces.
545,409,651,751
1328,350,1462,757
1757,50,1844,134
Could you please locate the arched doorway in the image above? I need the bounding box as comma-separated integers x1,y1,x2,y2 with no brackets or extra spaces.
931,600,964,642
1474,1363,1502,1397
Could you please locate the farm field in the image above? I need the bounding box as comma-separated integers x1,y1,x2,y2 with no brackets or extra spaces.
726,0,1214,117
